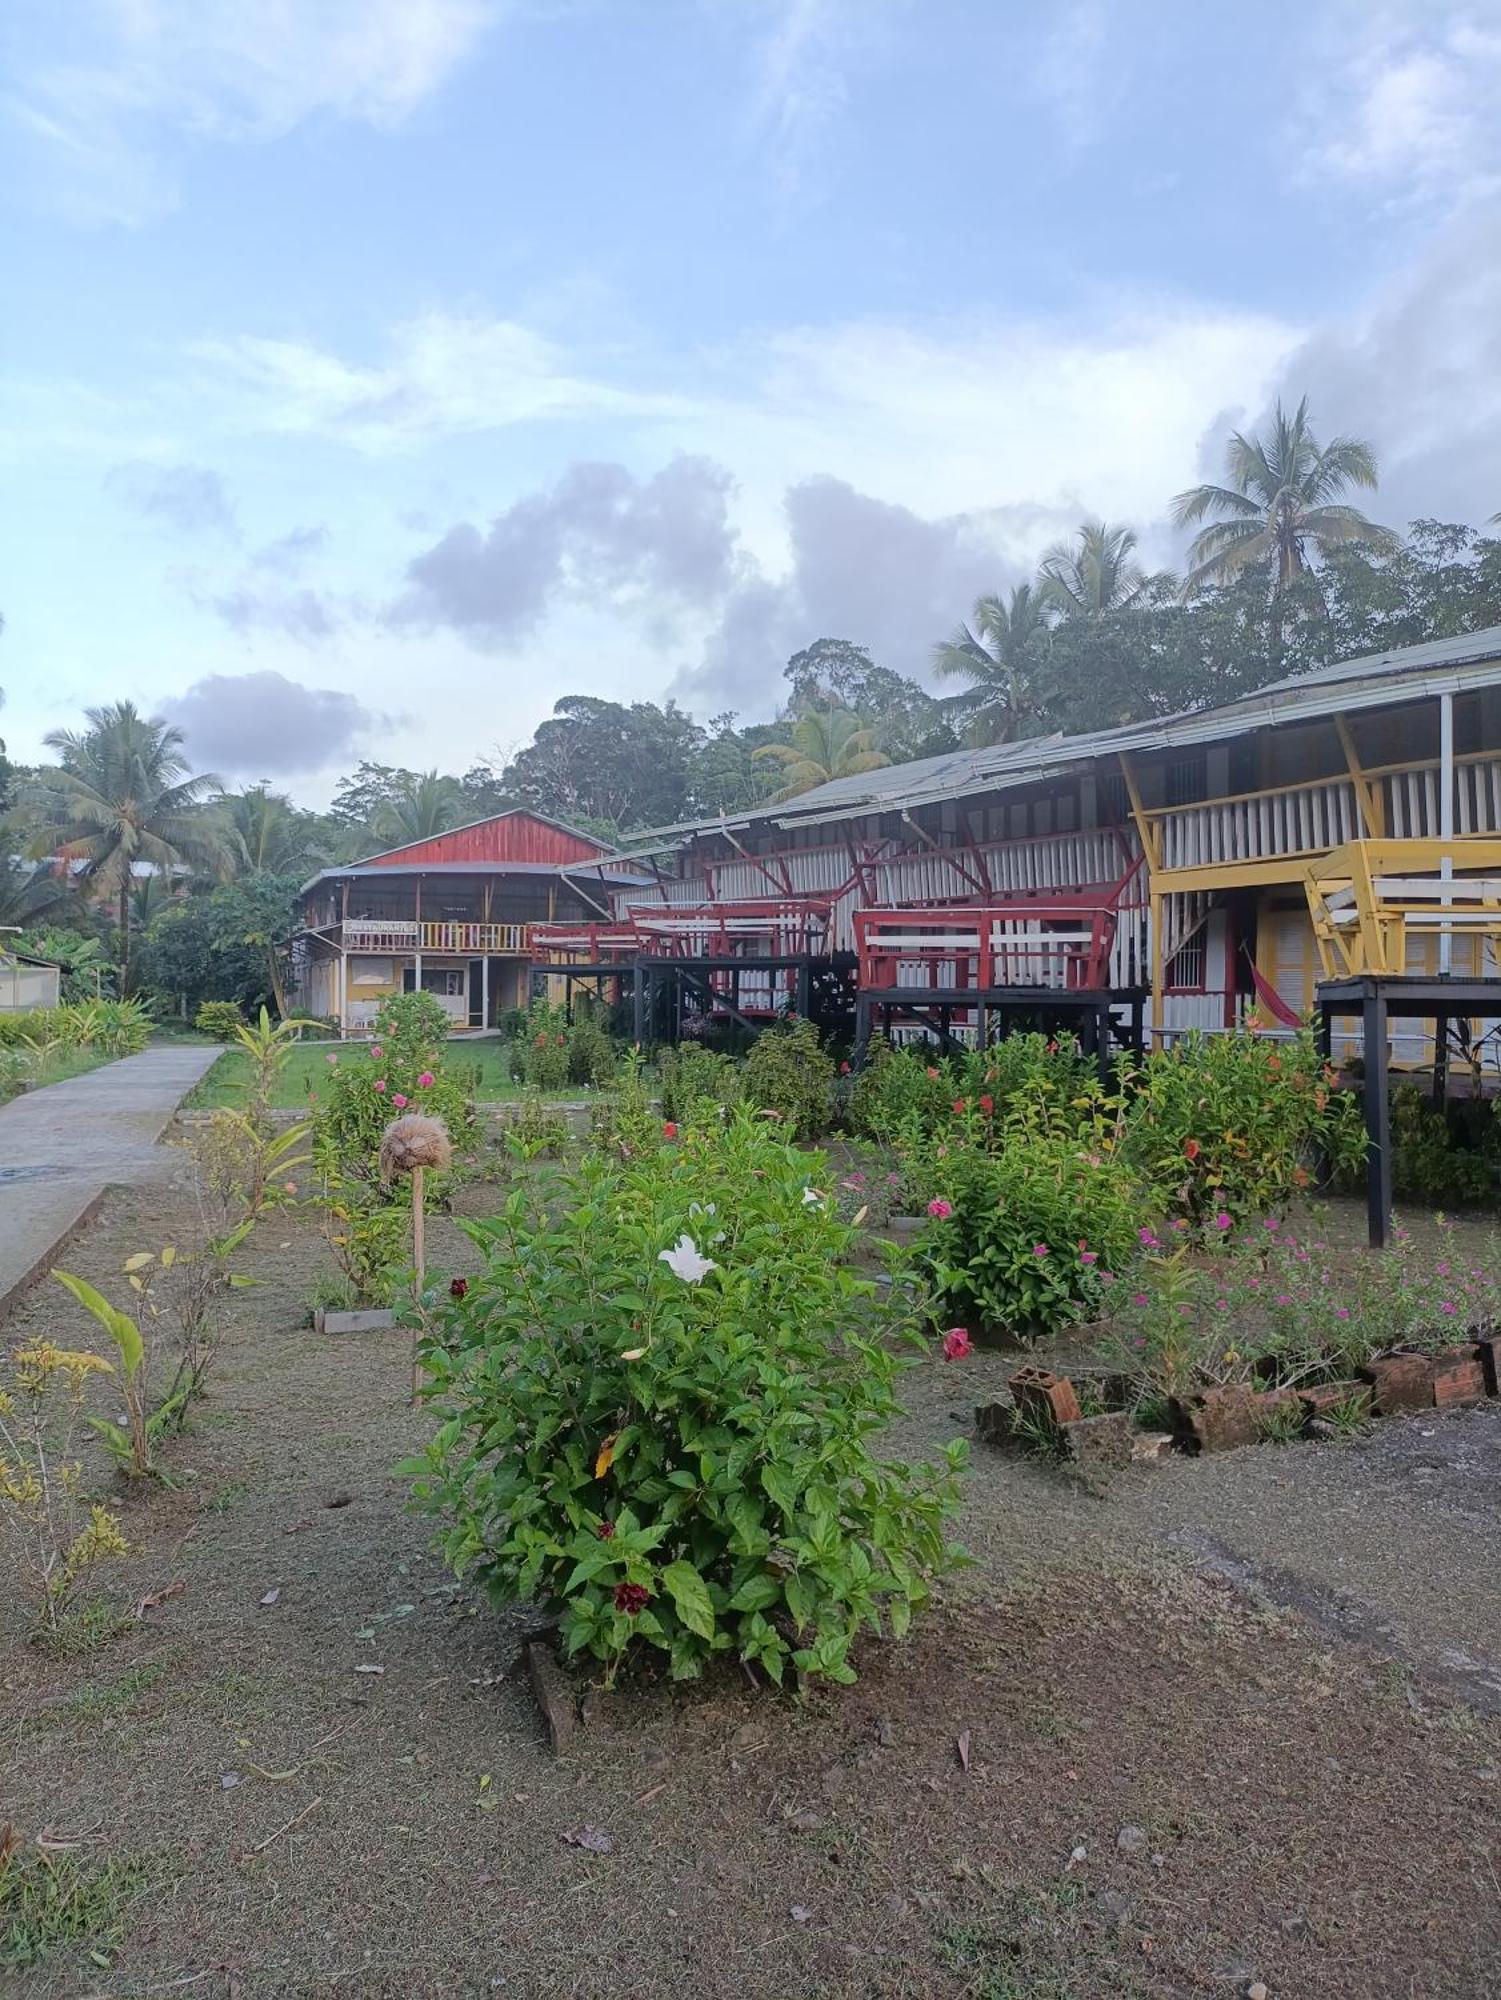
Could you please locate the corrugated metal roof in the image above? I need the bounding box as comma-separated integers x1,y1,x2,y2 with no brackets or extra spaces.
582,623,1501,860
299,861,652,892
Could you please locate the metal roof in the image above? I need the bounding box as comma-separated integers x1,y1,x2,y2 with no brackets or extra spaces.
579,623,1501,861
299,861,652,892
343,806,619,873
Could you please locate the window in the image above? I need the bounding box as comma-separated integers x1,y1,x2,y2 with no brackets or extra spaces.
1165,940,1206,992
1167,755,1208,806
1097,772,1129,824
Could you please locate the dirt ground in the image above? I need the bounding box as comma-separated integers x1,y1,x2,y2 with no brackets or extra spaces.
4,1153,1501,1999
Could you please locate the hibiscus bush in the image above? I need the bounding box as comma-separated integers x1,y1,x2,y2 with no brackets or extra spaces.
849,1033,1103,1148
404,1111,965,1687
1118,1028,1366,1222
740,1016,837,1136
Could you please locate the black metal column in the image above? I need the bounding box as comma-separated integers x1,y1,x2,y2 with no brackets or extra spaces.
1362,991,1392,1249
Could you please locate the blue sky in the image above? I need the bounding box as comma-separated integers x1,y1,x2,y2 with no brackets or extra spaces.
3,1,1500,802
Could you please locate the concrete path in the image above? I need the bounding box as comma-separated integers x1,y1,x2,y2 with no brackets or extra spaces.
0,1043,220,1320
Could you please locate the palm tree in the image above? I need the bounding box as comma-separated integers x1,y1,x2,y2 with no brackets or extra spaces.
370,770,467,848
931,584,1050,745
751,708,892,802
1171,396,1397,595
1037,520,1150,619
25,701,229,985
223,784,328,878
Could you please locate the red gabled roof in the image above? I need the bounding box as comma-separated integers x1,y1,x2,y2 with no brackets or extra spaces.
361,810,614,870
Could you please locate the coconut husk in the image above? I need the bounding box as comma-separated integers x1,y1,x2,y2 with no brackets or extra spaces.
379,1112,453,1180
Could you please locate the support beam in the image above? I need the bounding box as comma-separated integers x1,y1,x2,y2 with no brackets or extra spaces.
1362,991,1392,1249
1439,692,1454,976
481,954,490,1031
1335,713,1385,838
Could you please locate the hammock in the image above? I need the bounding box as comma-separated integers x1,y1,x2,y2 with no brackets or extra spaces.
1244,949,1303,1029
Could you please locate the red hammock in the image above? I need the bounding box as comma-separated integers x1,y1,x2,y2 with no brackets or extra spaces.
1245,952,1303,1029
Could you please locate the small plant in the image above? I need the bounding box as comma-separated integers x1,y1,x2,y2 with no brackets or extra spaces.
1254,1395,1307,1443
497,1094,570,1158
193,999,244,1041
322,1186,409,1304
519,1001,571,1090
0,1344,129,1637
406,1111,965,1687
588,1050,663,1158
50,1273,154,1478
191,1107,309,1226
741,1016,836,1137
1322,1388,1373,1439
0,1825,158,1970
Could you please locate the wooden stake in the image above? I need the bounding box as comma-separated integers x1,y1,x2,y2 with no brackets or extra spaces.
411,1163,426,1405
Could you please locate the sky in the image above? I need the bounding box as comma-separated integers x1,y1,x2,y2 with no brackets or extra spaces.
2,0,1500,805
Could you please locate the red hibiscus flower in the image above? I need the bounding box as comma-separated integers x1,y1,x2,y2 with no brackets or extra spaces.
449,1277,468,1300
614,1581,649,1616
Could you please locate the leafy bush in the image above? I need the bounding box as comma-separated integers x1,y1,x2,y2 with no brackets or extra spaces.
588,1051,663,1159
657,1042,743,1125
566,1006,616,1089
322,1191,410,1304
313,1026,472,1193
0,1000,151,1057
517,1002,571,1090
406,1112,965,1687
496,1094,570,1158
1390,1086,1496,1204
915,1120,1142,1341
1118,1028,1366,1221
741,1017,836,1136
849,1033,1100,1147
194,1000,245,1041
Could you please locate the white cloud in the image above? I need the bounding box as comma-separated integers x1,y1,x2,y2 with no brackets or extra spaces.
1298,7,1501,209
1028,0,1117,152
4,0,500,223
190,312,690,452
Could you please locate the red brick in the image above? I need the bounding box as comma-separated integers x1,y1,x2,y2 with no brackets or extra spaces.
1298,1381,1372,1422
1472,1335,1500,1398
1008,1366,1082,1429
1359,1354,1435,1415
1429,1346,1487,1407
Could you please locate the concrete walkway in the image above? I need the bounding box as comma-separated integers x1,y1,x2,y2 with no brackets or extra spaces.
0,1043,220,1320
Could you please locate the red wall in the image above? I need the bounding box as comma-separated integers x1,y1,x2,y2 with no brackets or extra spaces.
367,813,609,868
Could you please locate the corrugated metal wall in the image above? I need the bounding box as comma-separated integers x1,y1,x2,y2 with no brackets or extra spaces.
366,814,607,868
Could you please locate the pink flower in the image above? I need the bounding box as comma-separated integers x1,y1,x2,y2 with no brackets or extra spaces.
1213,1211,1232,1232
1131,1292,1149,1307
927,1198,953,1219
941,1327,972,1362
1138,1227,1160,1249
1436,1260,1451,1278
1214,1297,1229,1310
1032,1242,1049,1258
1440,1300,1457,1316
326,1053,339,1065
373,1078,387,1093
1264,1217,1279,1231
370,1045,383,1058
1079,1250,1098,1265
392,1093,409,1108
1335,1307,1350,1320
1098,1271,1116,1285
418,1071,435,1088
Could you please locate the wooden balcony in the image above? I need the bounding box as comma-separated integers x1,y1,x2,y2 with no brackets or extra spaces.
1306,838,1501,978
340,920,527,954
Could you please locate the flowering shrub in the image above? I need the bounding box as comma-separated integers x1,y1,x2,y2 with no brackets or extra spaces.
513,1002,572,1090
850,1034,1104,1148
913,1120,1142,1341
405,1111,964,1687
657,1042,743,1126
1118,1028,1365,1222
565,1006,617,1089
313,996,472,1191
741,1017,836,1137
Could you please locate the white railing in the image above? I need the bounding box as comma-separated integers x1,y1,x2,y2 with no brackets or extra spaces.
341,920,526,953
1156,776,1358,871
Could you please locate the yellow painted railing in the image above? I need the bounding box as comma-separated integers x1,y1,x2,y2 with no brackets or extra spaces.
1305,838,1501,978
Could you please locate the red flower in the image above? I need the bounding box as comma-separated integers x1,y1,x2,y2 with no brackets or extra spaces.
952,1098,966,1115
839,1060,852,1075
978,1094,994,1115
597,1520,616,1540
662,1120,678,1139
614,1581,649,1616
925,1067,940,1081
1183,1138,1201,1162
449,1277,468,1300
942,1327,972,1361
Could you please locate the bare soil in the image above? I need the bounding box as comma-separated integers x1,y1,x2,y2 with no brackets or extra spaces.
4,1162,1501,1999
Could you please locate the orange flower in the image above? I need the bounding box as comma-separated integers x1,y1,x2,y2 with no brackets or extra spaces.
1183,1138,1201,1162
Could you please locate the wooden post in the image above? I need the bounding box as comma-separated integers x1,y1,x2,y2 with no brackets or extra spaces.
1363,991,1391,1249
411,1164,426,1404
413,876,423,997
481,953,490,1030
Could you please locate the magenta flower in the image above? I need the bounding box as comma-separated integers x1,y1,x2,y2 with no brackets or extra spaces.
1264,1217,1279,1231
1033,1242,1049,1259
927,1198,953,1219
1436,1260,1451,1278
1440,1300,1457,1316
1335,1307,1350,1320
1131,1292,1148,1307
1080,1249,1098,1265
418,1071,435,1088
614,1582,649,1616
1098,1271,1116,1285
1213,1211,1231,1232
326,1053,339,1065
1138,1227,1160,1249
373,1078,387,1093
370,1045,383,1058
392,1092,409,1108
941,1327,972,1362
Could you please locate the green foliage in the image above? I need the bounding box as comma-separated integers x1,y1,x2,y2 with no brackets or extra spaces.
1119,1029,1366,1221
312,1001,472,1193
565,1004,616,1088
0,1832,159,1970
915,1120,1142,1341
0,999,151,1057
406,1112,965,1687
588,1050,663,1158
518,1003,571,1090
193,1000,244,1041
1390,1085,1496,1204
740,1017,836,1136
12,927,117,1001
139,873,302,1017
848,1034,1098,1147
496,1094,570,1159
657,1042,743,1125
322,1191,409,1304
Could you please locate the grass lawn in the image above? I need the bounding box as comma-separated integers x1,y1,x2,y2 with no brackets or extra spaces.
0,1044,116,1106
183,1036,574,1109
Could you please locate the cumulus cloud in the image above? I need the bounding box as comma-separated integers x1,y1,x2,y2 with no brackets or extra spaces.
161,670,379,776
7,0,501,224
106,460,238,537
251,525,331,573
392,456,741,642
208,586,341,643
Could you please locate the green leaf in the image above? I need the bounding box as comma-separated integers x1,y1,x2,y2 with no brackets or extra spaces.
727,1572,780,1614
660,1559,716,1641
53,1269,144,1378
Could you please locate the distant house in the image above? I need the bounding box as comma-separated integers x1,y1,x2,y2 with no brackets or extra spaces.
292,810,645,1033
0,948,62,1011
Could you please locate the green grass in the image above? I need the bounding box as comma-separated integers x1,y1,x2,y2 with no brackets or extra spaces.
0,1840,162,1970
183,1038,587,1109
0,1045,115,1105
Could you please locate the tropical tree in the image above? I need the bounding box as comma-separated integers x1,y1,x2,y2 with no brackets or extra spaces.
24,702,229,984
931,584,1050,744
1171,396,1397,596
369,770,468,849
223,784,329,878
751,708,891,802
1037,520,1151,619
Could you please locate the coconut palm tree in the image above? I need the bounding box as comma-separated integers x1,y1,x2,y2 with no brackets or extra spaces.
1172,397,1397,595
223,784,328,878
1037,519,1151,619
931,583,1051,745
751,708,891,802
370,769,467,848
25,701,229,985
